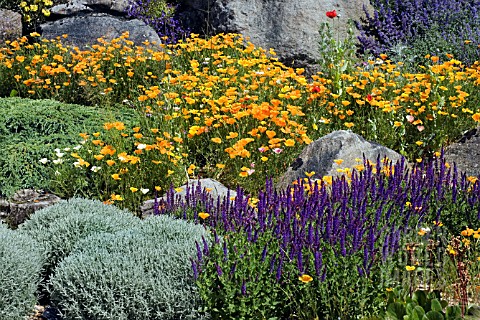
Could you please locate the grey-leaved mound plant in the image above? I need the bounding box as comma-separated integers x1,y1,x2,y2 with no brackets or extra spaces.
49,214,210,319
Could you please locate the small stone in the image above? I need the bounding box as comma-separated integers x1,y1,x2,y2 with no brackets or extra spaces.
141,178,237,218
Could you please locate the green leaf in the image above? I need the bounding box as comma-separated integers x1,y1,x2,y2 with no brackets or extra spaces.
9,89,18,97
408,311,421,320
445,305,461,320
467,305,480,317
413,305,426,318
406,303,426,320
387,302,407,319
430,299,443,313
407,303,415,315
440,300,448,309
423,311,445,320
413,290,428,308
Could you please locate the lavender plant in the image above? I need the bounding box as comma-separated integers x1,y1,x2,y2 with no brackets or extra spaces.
156,153,480,319
356,0,480,67
126,0,189,44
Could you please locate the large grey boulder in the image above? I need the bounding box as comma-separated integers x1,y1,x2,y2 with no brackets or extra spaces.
50,0,131,17
41,13,161,48
141,178,237,217
276,130,404,191
0,9,22,42
444,127,480,178
178,0,373,73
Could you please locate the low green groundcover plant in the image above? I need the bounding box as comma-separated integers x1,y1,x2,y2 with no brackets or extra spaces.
0,97,139,197
0,225,45,320
49,214,209,319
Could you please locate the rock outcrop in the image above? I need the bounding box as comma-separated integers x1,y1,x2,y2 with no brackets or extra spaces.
41,13,161,48
177,0,373,74
276,130,405,191
444,127,480,178
38,0,161,48
49,0,130,16
0,9,22,43
0,189,61,228
3,0,373,72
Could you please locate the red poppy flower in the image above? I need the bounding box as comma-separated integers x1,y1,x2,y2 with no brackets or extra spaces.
311,85,321,93
366,94,373,102
326,10,337,19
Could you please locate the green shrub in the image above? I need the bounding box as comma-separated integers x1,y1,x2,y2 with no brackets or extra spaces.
0,0,20,11
49,214,210,319
0,227,45,319
0,97,139,196
19,198,139,274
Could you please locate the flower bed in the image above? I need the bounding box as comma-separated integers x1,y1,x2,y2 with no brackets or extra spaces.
0,3,480,318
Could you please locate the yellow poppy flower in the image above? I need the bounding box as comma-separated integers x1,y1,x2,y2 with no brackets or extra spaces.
298,274,313,283
284,139,295,147
199,212,210,219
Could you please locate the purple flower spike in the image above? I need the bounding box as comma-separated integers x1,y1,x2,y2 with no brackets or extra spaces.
314,250,323,277
223,240,228,261
276,259,283,282
195,241,202,262
261,244,268,262
297,250,304,273
215,263,223,277
202,236,210,256
230,262,237,276
191,258,199,280
241,280,247,296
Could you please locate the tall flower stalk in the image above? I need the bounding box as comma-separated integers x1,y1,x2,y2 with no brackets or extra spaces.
318,11,358,93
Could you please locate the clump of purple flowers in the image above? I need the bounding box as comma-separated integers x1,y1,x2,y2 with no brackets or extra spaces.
126,0,189,44
156,153,480,318
356,0,480,66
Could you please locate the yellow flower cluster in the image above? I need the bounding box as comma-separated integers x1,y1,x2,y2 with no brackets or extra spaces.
19,0,52,23
2,32,480,199
461,227,480,239
50,122,184,210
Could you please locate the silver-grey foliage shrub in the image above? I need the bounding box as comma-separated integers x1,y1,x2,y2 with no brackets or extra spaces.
49,214,210,320
0,227,45,319
18,198,139,272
